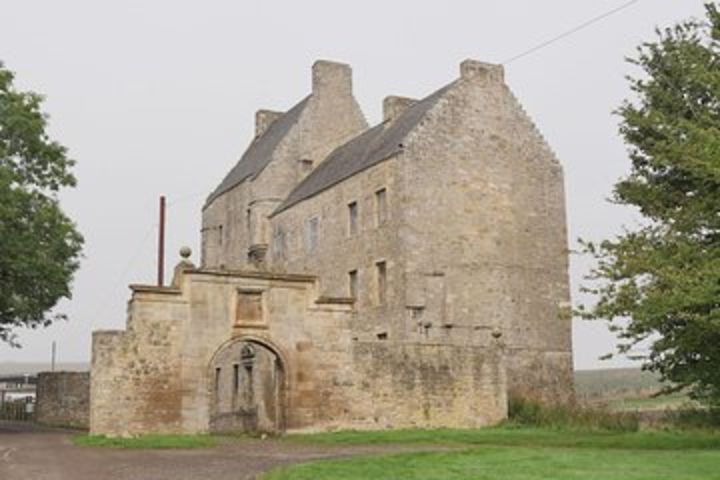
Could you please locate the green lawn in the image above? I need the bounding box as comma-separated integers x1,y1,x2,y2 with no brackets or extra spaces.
287,425,720,450
264,426,720,480
263,447,720,480
72,433,216,449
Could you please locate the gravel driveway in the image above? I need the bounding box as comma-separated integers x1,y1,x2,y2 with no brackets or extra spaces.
0,421,404,480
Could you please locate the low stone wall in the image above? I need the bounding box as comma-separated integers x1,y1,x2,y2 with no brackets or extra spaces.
35,371,90,429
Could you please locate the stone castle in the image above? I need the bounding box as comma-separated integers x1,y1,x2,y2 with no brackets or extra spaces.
90,60,573,436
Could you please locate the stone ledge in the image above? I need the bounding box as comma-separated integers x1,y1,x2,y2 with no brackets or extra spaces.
315,296,355,305
189,269,317,283
129,284,182,295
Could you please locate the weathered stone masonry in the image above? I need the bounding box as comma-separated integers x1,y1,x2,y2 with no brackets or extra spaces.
91,59,571,436
35,371,90,429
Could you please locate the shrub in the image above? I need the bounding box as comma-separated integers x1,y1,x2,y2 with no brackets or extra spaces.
508,395,639,432
664,407,720,430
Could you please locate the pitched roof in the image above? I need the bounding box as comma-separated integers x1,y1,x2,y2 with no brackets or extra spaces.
274,83,452,215
205,96,311,205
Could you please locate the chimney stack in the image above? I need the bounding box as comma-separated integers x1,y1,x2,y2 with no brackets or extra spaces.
312,60,353,97
459,59,504,84
382,96,417,122
255,109,283,137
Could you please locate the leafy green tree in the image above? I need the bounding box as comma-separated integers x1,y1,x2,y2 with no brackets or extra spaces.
0,62,83,345
580,3,720,406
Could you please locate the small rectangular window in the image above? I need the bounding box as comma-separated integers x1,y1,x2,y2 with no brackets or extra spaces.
348,270,358,299
233,364,240,392
375,188,387,225
305,216,319,253
215,367,221,393
300,158,314,173
218,225,223,246
376,261,387,305
348,201,358,235
273,228,286,259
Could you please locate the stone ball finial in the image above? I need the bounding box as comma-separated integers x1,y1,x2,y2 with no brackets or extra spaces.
179,246,192,259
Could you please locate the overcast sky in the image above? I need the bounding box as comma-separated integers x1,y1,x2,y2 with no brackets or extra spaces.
0,1,708,369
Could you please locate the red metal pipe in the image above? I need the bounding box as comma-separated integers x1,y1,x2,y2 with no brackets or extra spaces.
158,195,166,286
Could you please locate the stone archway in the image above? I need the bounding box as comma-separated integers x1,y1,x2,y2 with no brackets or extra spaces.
209,339,285,434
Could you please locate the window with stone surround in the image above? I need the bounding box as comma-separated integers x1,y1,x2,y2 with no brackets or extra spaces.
375,188,387,225
348,201,358,236
376,261,387,305
348,269,358,299
305,216,319,253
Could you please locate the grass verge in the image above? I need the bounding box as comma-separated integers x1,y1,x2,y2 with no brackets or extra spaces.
72,433,216,449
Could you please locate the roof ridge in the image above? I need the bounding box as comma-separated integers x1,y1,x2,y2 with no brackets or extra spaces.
273,81,454,215
205,95,311,206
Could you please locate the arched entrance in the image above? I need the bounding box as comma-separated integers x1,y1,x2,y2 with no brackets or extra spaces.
209,339,285,434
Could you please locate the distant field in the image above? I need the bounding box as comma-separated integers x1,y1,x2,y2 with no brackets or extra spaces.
0,362,89,376
574,368,664,397
574,367,693,411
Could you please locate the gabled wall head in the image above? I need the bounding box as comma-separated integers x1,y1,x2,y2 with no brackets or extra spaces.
255,110,284,137
312,60,353,97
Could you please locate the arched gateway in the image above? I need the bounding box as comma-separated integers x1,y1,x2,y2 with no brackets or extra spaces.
208,339,285,434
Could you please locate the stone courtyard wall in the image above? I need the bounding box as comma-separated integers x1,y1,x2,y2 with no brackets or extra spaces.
91,285,187,436
345,342,507,430
35,371,90,429
90,264,507,436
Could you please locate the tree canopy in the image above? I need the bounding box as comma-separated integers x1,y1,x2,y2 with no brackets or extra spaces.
580,4,720,405
0,62,83,344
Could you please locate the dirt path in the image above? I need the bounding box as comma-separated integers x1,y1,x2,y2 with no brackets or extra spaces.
0,421,409,480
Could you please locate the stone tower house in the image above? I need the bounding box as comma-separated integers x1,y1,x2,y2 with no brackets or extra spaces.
90,60,572,436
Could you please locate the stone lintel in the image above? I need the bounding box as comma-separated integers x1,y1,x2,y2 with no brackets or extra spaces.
188,268,317,283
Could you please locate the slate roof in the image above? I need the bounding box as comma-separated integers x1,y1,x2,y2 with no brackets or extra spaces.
205,96,311,205
273,83,452,215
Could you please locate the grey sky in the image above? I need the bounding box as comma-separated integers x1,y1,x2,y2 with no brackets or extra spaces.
0,0,708,369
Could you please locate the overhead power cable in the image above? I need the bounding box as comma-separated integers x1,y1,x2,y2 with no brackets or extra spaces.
503,0,643,65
